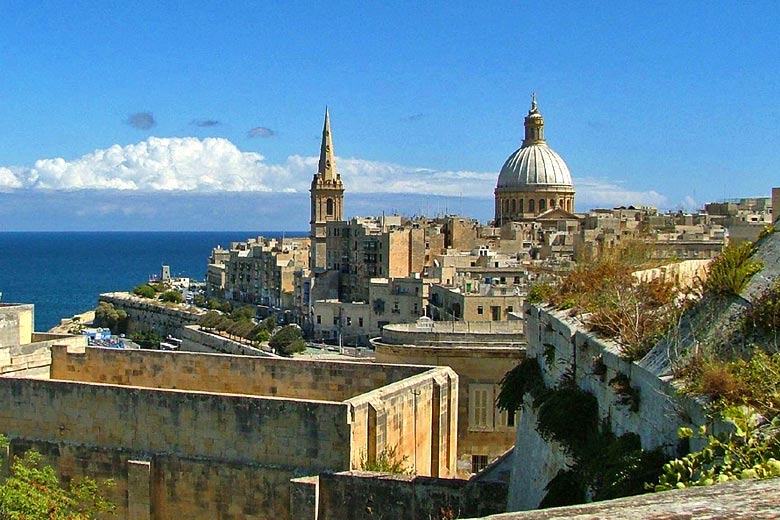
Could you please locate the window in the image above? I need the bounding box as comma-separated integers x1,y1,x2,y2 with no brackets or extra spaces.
326,198,334,216
471,454,489,474
333,316,339,325
358,317,363,327
477,305,484,315
507,306,513,313
346,317,352,326
491,305,501,321
468,384,494,431
316,315,321,324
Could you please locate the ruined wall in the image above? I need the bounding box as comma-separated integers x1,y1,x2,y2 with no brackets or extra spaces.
316,471,507,520
50,345,429,401
375,343,521,476
507,306,716,511
99,292,203,337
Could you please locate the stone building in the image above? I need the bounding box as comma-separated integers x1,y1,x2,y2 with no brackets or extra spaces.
372,318,524,476
494,94,575,225
0,302,458,520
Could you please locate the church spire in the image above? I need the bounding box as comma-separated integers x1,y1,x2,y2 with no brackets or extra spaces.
522,92,546,147
317,107,338,181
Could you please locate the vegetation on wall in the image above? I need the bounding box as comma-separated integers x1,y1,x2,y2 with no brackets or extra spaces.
497,358,665,507
0,436,115,519
359,445,411,475
527,242,684,361
702,242,762,296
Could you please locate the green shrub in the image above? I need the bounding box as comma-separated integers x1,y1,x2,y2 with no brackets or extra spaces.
703,242,763,296
132,284,156,299
653,406,780,491
159,290,183,303
359,445,411,475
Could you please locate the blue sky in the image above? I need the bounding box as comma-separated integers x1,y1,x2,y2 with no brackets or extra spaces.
0,2,778,230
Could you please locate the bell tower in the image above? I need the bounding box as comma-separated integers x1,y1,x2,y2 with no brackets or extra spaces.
310,108,344,270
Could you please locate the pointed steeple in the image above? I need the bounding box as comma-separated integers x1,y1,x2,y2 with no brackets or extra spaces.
317,107,339,181
522,92,546,147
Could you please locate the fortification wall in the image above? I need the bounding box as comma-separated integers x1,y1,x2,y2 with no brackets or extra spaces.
0,303,33,350
375,343,522,475
507,306,716,511
180,324,272,356
9,439,312,520
99,292,204,336
380,321,525,346
0,377,351,469
50,345,429,401
315,471,507,520
347,369,458,478
0,376,352,519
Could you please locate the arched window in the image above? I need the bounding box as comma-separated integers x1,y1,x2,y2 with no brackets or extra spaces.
559,198,564,209
539,199,546,212
326,198,334,216
550,198,556,209
510,199,516,214
529,199,535,213
519,199,524,214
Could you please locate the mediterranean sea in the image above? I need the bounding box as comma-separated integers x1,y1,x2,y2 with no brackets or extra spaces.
0,231,305,331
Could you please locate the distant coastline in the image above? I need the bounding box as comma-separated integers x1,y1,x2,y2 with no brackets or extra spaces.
0,231,306,331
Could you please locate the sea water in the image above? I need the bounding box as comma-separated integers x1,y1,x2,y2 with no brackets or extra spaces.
0,231,304,331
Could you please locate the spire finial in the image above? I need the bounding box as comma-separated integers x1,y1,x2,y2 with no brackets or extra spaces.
317,107,338,180
531,92,538,112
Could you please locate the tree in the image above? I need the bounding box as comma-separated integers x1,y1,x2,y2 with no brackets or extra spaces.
0,436,115,518
198,311,222,330
230,306,256,322
132,284,156,299
268,325,306,357
159,290,183,304
93,302,129,334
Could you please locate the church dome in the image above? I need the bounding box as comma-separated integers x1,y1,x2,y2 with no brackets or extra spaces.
493,94,576,223
495,94,574,191
496,143,573,189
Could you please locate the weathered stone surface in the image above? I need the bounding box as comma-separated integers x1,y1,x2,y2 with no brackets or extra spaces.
474,477,780,519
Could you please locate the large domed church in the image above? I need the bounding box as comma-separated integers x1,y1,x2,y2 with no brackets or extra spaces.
494,94,575,225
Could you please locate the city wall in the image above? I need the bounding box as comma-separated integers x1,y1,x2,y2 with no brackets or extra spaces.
99,292,204,337
3,347,456,518
378,321,525,348
313,471,508,520
180,324,272,357
50,345,429,401
0,376,350,518
507,305,719,511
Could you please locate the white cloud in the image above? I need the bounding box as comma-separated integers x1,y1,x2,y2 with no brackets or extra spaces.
575,177,669,210
0,137,673,213
0,167,23,191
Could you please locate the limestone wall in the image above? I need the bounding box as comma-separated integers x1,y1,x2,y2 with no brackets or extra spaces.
0,303,33,350
347,369,458,478
375,342,522,475
506,306,716,511
99,292,204,336
0,377,351,469
316,471,508,520
180,324,273,357
50,345,429,401
632,258,711,287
